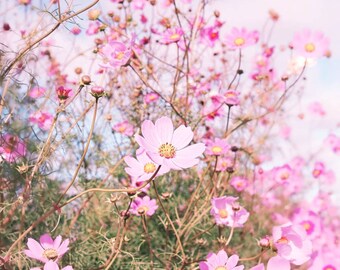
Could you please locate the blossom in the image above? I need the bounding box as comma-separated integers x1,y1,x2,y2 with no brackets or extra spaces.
205,138,230,156
56,86,72,101
159,27,184,45
272,223,312,265
99,41,132,68
113,120,134,136
224,90,240,106
290,29,330,58
199,26,220,47
24,234,69,263
144,93,159,104
230,176,248,192
135,116,205,170
199,250,244,270
291,209,321,239
272,164,293,184
29,111,54,131
0,134,26,163
31,260,73,270
124,151,170,182
225,27,259,50
312,161,325,178
130,196,158,216
29,86,46,98
250,256,291,270
210,196,249,227
131,0,147,10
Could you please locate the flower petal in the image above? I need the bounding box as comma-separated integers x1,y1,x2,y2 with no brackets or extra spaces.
155,116,173,143
176,143,205,159
171,125,193,150
39,234,54,250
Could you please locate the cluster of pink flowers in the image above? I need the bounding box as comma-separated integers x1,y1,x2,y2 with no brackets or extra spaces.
99,40,132,68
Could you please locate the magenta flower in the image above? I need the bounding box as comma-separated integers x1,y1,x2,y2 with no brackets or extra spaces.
205,138,230,156
56,86,72,101
0,134,26,163
24,234,69,263
124,151,170,182
29,111,54,131
210,196,249,227
135,116,205,170
272,223,312,265
31,260,73,270
199,26,220,47
225,27,259,50
113,120,134,136
272,164,293,184
99,40,132,68
130,196,158,216
199,250,244,270
160,27,184,45
290,29,330,58
29,86,46,98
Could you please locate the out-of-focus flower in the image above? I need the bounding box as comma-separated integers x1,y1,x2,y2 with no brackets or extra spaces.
159,27,184,45
325,134,340,154
230,176,248,192
31,260,73,270
312,161,325,178
18,0,31,5
199,249,244,270
291,209,321,239
205,138,230,156
135,116,205,170
24,234,69,263
308,102,326,116
99,41,132,68
130,196,158,216
224,90,240,106
29,111,54,131
250,256,290,270
56,86,72,101
113,120,134,136
290,29,330,58
225,27,259,50
0,134,26,163
144,92,159,104
199,25,220,47
131,0,147,10
210,196,249,227
71,26,81,35
88,9,101,20
29,86,46,99
86,21,101,35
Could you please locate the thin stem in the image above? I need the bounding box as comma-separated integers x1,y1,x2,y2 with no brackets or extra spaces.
225,226,234,246
224,105,232,137
141,215,154,270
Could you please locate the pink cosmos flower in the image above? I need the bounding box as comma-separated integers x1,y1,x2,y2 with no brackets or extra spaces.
291,209,321,240
210,196,249,227
135,116,205,170
225,27,259,50
325,134,340,154
144,93,159,104
31,260,73,270
131,0,147,10
250,256,291,270
230,176,248,192
224,90,240,106
113,120,134,136
216,156,233,172
290,29,330,58
205,138,230,156
0,134,26,163
199,26,220,47
312,161,325,178
159,27,184,45
272,223,313,265
199,250,244,270
24,234,69,263
308,101,326,116
130,196,158,216
56,86,72,101
29,111,54,131
124,151,170,182
99,41,132,68
86,21,100,35
29,86,46,98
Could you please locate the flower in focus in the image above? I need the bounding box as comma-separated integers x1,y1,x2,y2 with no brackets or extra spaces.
210,196,249,227
205,138,230,156
113,120,134,136
272,223,312,265
130,196,158,216
199,249,244,270
225,27,259,50
29,111,53,131
24,234,69,263
0,134,26,163
29,86,46,98
31,260,73,270
160,27,184,45
135,116,205,170
290,29,330,58
56,86,72,102
124,150,170,182
99,41,132,68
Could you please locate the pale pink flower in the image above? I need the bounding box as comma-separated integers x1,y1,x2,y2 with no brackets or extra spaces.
199,250,244,270
144,93,159,104
325,134,340,154
224,90,240,106
290,29,330,58
225,27,259,50
308,102,326,116
199,26,220,47
312,161,325,178
216,156,233,172
130,196,158,216
272,164,293,184
0,134,26,163
99,41,132,68
205,138,230,156
86,21,100,35
24,234,69,263
230,176,248,192
113,120,134,136
29,111,54,131
29,86,46,99
131,0,147,10
160,27,184,45
135,116,205,170
272,223,313,265
291,209,321,239
124,151,170,182
31,260,73,270
250,256,291,270
210,196,249,227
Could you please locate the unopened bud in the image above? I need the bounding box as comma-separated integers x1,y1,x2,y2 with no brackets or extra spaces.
90,86,105,98
88,9,101,20
75,67,82,74
231,146,239,152
81,75,91,85
226,167,234,174
258,236,271,248
214,10,220,18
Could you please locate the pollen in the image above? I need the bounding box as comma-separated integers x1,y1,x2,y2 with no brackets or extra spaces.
159,143,176,159
215,267,227,270
218,209,228,218
305,43,315,52
212,146,223,154
234,37,245,46
43,248,58,260
144,163,156,173
276,236,289,244
170,33,180,40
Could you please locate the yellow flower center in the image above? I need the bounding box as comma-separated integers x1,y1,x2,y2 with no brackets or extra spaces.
234,37,245,46
43,248,58,260
115,51,125,60
212,146,223,154
144,163,156,173
323,266,336,270
276,236,289,244
170,33,180,40
280,172,290,181
305,43,315,52
159,143,176,159
218,209,229,218
215,266,228,270
118,126,126,132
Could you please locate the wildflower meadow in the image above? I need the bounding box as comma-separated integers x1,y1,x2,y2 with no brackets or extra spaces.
0,0,339,269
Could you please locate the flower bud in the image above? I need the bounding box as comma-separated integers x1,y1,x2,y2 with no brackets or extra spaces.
81,75,91,85
90,86,105,98
88,9,101,20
